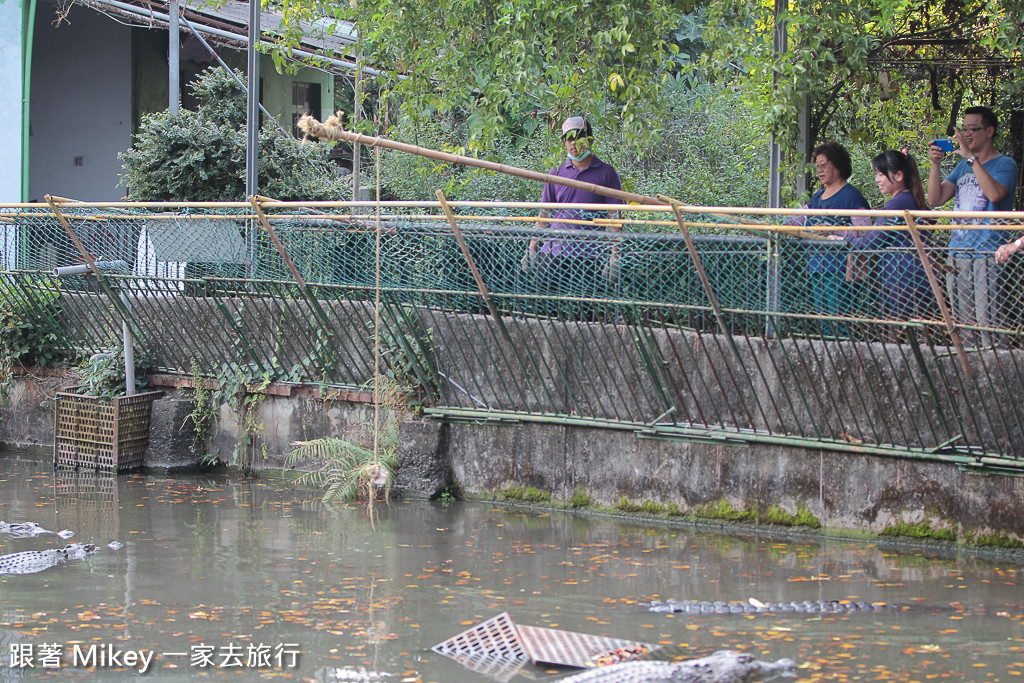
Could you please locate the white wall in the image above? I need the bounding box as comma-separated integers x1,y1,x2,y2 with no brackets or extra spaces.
30,2,132,201
0,0,26,202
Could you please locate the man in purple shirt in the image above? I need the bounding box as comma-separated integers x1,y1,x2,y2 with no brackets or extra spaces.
522,116,623,316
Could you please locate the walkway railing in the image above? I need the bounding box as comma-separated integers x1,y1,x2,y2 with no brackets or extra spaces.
2,198,1024,465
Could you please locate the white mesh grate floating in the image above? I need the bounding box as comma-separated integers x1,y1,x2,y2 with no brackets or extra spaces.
432,613,656,679
430,612,528,682
517,624,654,668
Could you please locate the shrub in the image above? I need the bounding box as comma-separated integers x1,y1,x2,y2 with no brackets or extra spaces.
119,67,349,201
285,375,401,502
617,497,641,512
0,279,64,370
639,501,666,515
75,344,153,400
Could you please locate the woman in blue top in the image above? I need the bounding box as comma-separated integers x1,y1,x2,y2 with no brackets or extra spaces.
846,150,935,339
805,141,871,338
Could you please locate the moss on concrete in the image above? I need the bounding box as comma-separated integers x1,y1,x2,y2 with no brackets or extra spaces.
972,531,1024,549
691,499,821,528
616,497,642,512
695,498,750,521
880,520,956,541
569,487,591,508
503,486,551,503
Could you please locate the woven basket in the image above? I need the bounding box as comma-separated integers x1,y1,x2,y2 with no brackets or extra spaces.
54,388,163,472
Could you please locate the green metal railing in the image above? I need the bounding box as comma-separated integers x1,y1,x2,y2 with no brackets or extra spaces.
3,197,1024,466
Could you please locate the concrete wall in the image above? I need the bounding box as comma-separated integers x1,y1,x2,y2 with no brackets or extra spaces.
397,420,1024,542
30,1,132,201
0,0,26,202
0,373,376,469
26,1,336,202
4,372,1024,547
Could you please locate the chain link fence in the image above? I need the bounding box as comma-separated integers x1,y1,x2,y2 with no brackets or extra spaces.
3,199,1024,461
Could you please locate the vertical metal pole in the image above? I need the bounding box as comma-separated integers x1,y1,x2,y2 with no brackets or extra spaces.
794,96,810,199
246,0,261,276
765,0,787,338
168,0,180,115
767,0,786,210
352,51,363,201
121,292,135,395
245,0,260,199
766,238,781,339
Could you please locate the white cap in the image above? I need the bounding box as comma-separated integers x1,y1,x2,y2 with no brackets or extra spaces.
561,116,587,136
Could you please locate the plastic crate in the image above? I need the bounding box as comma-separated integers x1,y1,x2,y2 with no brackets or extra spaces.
54,388,162,472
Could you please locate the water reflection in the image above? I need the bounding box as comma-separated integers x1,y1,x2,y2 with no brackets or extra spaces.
1,451,1023,681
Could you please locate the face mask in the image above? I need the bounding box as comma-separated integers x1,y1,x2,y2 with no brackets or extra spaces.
566,135,592,162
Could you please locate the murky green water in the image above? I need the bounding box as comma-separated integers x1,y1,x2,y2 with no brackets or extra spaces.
2,451,1024,682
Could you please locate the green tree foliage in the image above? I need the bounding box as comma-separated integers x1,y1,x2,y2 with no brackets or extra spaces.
378,82,771,209
701,0,1024,168
119,67,349,201
274,0,688,154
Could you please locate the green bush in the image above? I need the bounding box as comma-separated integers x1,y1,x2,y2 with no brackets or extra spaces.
75,345,151,400
639,501,667,515
119,67,349,201
0,280,64,369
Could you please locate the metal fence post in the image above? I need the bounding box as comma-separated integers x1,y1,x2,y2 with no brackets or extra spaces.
904,210,973,378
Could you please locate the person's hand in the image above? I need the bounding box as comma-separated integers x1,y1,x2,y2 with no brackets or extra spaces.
952,127,972,159
995,240,1022,265
927,142,947,165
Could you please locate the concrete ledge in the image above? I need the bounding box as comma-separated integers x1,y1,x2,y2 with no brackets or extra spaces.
4,374,1023,546
440,420,1024,545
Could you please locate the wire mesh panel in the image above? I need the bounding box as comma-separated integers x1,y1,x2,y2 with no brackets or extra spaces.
430,612,528,682
431,612,655,679
4,200,1024,463
516,624,654,668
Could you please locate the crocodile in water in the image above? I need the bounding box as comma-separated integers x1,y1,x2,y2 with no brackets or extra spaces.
648,598,905,615
0,543,97,575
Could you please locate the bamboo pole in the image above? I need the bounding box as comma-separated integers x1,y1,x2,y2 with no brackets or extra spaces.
297,114,663,206
250,195,308,288
295,115,846,243
663,195,743,363
250,196,343,375
44,194,133,323
904,211,973,378
436,190,500,319
437,189,530,383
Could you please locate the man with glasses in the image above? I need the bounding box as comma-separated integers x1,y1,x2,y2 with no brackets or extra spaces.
928,106,1018,346
521,116,623,318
